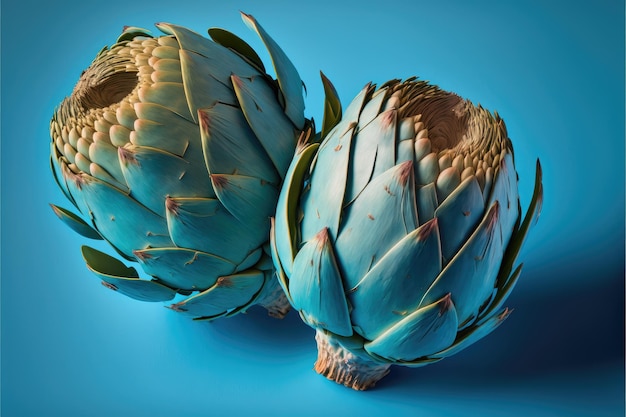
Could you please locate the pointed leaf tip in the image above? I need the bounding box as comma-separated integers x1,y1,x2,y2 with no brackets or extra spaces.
417,217,438,240
49,204,103,240
439,293,453,315
198,109,210,132
397,160,414,186
207,27,266,72
241,12,305,129
118,147,138,165
320,71,342,138
210,174,229,189
165,196,180,216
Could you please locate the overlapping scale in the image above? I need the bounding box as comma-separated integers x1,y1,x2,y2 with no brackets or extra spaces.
50,14,306,320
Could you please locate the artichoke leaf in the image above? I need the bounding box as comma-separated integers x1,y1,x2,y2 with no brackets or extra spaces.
179,49,240,121
396,137,415,166
50,149,74,204
240,12,305,130
416,182,438,225
299,124,354,243
290,228,352,337
320,71,342,139
50,204,102,240
87,140,128,190
138,82,193,122
68,172,174,258
170,270,265,319
207,27,266,72
82,246,176,302
134,246,237,291
392,357,443,368
269,219,293,304
133,102,200,156
496,159,543,285
475,264,522,326
431,307,512,359
340,83,373,128
345,107,397,204
198,104,280,185
232,74,298,177
165,197,261,264
485,152,519,249
156,22,260,82
210,173,279,229
119,145,214,216
356,86,388,130
419,201,504,324
433,175,485,263
349,218,442,340
364,294,458,362
334,161,418,290
272,139,319,277
116,26,153,43
234,247,263,273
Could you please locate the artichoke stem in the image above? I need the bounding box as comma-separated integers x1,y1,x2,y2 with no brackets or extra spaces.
314,330,391,391
257,284,291,319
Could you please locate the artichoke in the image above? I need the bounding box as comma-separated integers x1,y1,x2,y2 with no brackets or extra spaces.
49,13,308,320
270,77,543,390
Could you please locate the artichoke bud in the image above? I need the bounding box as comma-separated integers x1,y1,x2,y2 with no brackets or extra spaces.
49,14,309,320
271,77,543,390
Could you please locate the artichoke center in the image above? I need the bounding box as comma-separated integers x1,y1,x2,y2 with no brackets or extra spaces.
74,68,138,111
396,86,469,154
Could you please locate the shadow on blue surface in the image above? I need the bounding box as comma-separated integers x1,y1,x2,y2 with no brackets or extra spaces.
186,263,625,389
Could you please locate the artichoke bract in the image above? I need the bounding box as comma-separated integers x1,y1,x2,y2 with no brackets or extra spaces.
271,77,543,390
50,13,308,320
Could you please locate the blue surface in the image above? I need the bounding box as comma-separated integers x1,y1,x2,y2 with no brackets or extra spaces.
2,0,624,416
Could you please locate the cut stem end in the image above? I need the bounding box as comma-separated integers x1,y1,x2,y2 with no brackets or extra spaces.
314,330,391,391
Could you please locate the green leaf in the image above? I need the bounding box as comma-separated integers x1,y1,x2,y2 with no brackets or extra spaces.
434,176,485,263
118,144,215,217
169,270,265,318
178,48,240,122
82,246,176,302
199,103,280,186
272,138,319,278
269,218,293,304
365,294,458,362
50,204,102,240
231,74,298,177
66,174,173,259
476,264,522,325
419,201,504,324
116,26,153,44
320,72,342,139
208,27,265,72
496,159,543,285
133,246,237,291
241,13,305,130
345,107,397,204
334,161,418,290
210,173,279,230
165,197,262,265
138,81,193,122
133,102,201,156
290,228,352,337
299,123,354,243
349,218,442,340
431,307,512,359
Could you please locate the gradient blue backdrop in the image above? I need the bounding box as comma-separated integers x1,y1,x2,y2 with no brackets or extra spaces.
2,0,624,416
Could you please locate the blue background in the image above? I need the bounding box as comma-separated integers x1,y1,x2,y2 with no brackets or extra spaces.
2,0,624,416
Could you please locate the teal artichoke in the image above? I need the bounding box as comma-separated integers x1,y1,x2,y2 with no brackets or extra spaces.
50,13,308,320
271,77,543,390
